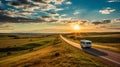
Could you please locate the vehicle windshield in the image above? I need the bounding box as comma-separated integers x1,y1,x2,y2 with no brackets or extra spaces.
86,42,91,44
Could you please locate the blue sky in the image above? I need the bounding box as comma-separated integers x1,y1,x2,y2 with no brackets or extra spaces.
0,0,120,33
59,0,120,20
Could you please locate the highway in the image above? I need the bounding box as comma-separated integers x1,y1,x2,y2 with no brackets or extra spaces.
60,35,120,67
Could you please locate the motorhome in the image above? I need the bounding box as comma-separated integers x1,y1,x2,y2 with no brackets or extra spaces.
80,40,92,48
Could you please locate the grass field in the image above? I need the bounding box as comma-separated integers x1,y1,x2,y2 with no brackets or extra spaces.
0,34,50,48
64,32,120,53
0,34,111,67
0,34,55,60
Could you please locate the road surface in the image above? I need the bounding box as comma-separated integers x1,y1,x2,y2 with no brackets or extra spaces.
60,35,120,67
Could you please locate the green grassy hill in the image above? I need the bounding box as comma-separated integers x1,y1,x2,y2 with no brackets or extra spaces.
0,34,111,67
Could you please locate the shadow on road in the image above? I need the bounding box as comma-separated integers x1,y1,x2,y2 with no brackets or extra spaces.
82,48,108,56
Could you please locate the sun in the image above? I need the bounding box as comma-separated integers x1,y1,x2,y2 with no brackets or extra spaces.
73,24,80,30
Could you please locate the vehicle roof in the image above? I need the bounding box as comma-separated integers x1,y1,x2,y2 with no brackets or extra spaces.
80,40,92,42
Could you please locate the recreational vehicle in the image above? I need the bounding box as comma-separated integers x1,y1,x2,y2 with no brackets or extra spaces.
80,40,92,48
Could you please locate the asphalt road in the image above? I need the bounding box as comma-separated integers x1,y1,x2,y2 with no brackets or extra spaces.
60,35,120,67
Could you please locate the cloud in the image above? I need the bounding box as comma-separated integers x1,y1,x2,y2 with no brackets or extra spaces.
73,10,80,15
111,18,120,22
52,0,65,5
65,1,72,5
20,12,33,16
61,14,67,17
39,16,51,22
108,0,120,2
99,7,115,14
0,1,2,5
7,0,30,6
0,0,81,24
54,8,64,11
0,0,66,22
49,12,59,17
92,20,111,25
23,6,40,12
33,0,65,5
2,9,18,17
41,4,56,11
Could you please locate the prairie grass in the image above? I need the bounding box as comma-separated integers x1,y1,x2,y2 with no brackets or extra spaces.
0,34,113,67
0,35,111,67
0,34,55,59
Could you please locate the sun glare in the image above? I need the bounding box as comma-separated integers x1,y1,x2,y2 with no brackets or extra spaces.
73,24,80,30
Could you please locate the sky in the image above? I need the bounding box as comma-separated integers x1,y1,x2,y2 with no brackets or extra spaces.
0,0,120,33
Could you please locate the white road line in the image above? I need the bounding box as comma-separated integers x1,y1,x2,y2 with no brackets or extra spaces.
60,35,120,65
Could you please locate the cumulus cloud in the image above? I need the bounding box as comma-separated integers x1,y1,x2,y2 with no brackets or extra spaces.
0,1,2,5
61,14,67,17
73,10,80,15
111,18,120,22
0,0,67,22
39,16,51,22
108,0,120,2
99,7,115,14
34,0,65,5
7,0,30,6
20,12,33,16
92,20,111,25
52,0,65,5
54,8,64,11
41,4,56,11
65,1,72,5
3,9,18,17
49,12,59,17
23,6,40,12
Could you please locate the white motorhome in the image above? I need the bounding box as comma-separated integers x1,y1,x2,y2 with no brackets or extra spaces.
80,40,92,48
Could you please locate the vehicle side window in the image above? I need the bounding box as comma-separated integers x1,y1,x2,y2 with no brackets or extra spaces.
81,42,85,44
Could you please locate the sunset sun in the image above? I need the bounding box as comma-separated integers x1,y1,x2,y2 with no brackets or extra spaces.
73,24,80,30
